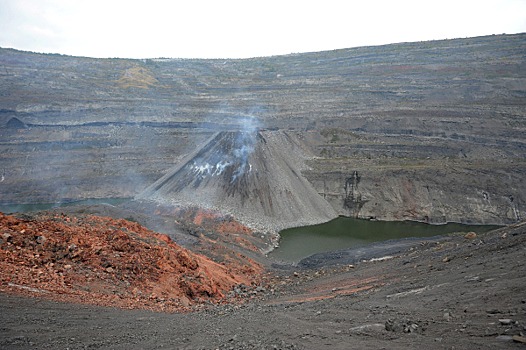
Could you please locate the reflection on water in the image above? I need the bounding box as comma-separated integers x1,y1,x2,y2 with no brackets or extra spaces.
0,198,131,214
269,216,500,263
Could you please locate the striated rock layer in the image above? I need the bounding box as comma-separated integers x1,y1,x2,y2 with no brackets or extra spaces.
1,34,525,225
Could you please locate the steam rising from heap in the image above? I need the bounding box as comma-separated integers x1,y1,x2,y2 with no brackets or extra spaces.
190,132,256,185
138,122,336,232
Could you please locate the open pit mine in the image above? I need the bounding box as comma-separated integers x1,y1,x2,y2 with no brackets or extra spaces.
1,33,524,230
1,33,526,350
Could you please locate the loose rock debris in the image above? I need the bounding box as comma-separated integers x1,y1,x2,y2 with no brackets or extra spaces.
0,212,262,312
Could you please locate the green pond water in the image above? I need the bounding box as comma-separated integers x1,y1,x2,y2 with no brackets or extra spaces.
0,198,131,214
269,217,500,263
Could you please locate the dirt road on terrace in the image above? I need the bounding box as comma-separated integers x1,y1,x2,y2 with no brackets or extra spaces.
1,222,526,349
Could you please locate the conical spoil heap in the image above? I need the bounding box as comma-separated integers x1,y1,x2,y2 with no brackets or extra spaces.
137,130,337,232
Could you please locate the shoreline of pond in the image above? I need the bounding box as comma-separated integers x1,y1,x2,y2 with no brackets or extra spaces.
268,216,502,264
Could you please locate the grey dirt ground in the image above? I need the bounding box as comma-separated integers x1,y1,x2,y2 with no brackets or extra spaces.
1,222,525,349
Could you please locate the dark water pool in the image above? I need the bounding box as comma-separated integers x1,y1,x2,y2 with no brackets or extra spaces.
0,198,131,214
268,216,501,263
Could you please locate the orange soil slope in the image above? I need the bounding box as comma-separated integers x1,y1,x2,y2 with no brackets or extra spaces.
0,212,262,312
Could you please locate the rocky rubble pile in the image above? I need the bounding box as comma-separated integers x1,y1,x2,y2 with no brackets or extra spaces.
0,212,261,312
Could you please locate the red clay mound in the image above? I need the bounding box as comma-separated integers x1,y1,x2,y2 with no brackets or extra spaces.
0,212,262,312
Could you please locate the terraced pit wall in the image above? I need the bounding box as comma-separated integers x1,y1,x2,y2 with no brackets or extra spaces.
0,34,525,226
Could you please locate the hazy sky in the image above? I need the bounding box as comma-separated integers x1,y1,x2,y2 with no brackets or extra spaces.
1,0,525,59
